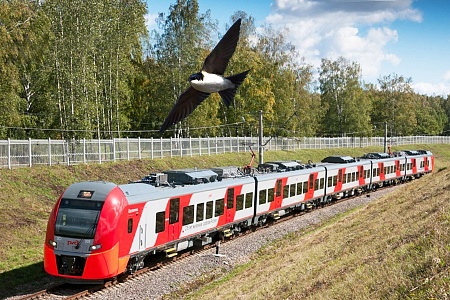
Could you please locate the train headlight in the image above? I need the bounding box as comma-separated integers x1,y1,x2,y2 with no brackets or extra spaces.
48,240,57,248
89,244,102,251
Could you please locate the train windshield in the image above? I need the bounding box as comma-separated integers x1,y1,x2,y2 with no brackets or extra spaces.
55,199,104,238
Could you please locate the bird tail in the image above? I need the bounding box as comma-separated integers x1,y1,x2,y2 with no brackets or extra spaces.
219,69,250,107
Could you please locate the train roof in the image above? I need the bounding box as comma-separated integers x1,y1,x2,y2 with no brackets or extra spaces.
62,181,117,202
120,175,255,205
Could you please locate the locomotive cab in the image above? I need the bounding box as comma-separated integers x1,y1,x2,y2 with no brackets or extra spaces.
44,181,127,280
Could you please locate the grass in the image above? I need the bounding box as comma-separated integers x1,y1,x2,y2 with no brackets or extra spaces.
0,144,448,298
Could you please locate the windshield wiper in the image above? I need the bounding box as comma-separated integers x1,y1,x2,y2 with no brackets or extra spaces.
75,214,99,250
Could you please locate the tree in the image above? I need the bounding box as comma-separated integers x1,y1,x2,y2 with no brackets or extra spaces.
319,57,371,137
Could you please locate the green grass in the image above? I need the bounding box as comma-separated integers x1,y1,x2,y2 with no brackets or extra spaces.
0,144,448,298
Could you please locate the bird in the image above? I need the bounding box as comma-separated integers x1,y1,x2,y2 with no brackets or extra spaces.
159,18,250,133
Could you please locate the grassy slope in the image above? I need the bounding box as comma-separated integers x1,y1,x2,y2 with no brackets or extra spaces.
0,144,448,297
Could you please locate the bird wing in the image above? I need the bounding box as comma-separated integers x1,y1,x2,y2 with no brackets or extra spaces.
202,18,241,75
159,87,210,133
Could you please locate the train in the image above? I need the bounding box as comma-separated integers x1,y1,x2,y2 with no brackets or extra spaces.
44,149,434,281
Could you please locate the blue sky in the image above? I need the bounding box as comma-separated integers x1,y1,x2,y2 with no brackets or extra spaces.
145,0,450,96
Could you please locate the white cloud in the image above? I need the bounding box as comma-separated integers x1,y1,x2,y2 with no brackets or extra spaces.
266,0,422,82
145,13,158,31
412,82,450,97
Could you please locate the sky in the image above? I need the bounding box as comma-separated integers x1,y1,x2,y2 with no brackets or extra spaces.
145,0,450,97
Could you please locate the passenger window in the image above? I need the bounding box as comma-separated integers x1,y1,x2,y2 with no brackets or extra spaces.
128,218,133,233
155,211,165,233
328,177,333,187
236,194,244,210
182,205,194,226
206,201,213,219
245,193,253,208
196,203,204,222
268,188,275,202
215,198,224,217
290,184,296,197
314,179,319,190
320,178,324,189
309,175,314,190
303,181,308,194
283,185,289,199
297,182,303,194
169,198,180,224
259,189,267,204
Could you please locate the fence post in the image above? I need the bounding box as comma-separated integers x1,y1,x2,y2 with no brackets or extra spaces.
28,138,32,167
138,137,141,160
189,137,192,157
113,138,116,162
48,137,52,166
98,138,102,164
83,138,86,164
7,138,11,169
126,137,130,160
160,137,163,158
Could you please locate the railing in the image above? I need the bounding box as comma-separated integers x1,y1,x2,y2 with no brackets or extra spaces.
1,135,449,169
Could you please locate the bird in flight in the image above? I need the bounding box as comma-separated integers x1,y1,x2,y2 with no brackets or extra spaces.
160,18,250,133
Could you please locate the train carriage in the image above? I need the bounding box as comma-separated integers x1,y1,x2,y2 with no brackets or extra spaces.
322,158,372,199
254,166,327,221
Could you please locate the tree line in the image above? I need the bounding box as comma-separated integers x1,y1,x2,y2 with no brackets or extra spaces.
1,0,449,140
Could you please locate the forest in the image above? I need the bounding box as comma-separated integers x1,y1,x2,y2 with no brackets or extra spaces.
1,0,449,140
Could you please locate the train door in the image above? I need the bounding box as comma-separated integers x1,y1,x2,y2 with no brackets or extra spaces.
168,197,180,242
274,179,283,208
225,187,235,223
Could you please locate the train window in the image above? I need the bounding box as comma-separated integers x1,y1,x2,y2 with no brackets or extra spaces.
128,218,133,233
290,184,296,197
314,179,319,190
297,182,303,195
155,211,165,233
182,205,194,226
303,181,308,194
356,172,359,179
227,188,234,209
276,180,282,197
384,167,387,174
319,178,324,189
259,189,267,204
352,172,355,182
245,193,253,208
309,175,314,190
338,170,343,182
169,198,180,224
283,185,289,199
328,177,333,187
333,176,337,186
196,203,204,222
343,174,347,184
236,194,244,211
268,188,275,202
215,199,224,217
206,201,213,219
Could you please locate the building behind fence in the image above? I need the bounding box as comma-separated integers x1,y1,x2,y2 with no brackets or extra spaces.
0,136,448,169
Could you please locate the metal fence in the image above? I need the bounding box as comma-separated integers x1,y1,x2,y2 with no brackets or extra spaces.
1,135,449,169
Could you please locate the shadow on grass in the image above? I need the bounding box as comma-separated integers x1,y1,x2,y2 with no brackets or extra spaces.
0,262,60,298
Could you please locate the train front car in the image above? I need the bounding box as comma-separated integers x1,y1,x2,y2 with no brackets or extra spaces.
44,181,128,281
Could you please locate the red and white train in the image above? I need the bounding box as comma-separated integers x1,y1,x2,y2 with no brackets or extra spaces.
44,150,434,281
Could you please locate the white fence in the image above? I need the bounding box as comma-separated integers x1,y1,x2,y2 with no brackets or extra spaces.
0,135,449,169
